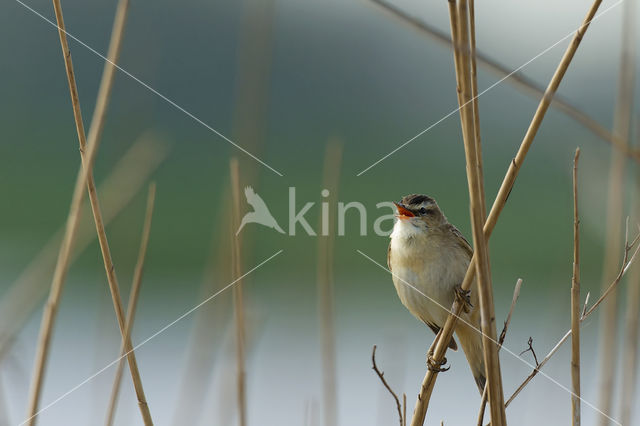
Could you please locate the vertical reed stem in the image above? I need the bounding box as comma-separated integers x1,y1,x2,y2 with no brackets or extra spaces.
105,183,156,426
571,149,581,426
318,140,343,426
230,158,247,426
619,120,640,426
597,0,636,422
452,1,506,423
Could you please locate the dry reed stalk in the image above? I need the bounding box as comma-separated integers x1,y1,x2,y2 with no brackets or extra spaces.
318,139,342,426
104,183,156,426
368,0,640,162
596,0,636,422
477,279,522,426
230,158,247,426
206,313,264,426
25,0,144,423
403,394,407,426
571,148,581,426
48,1,154,424
409,1,603,424
620,122,640,426
171,187,232,426
230,0,275,183
505,225,640,408
224,8,274,419
0,136,167,362
453,1,505,423
468,0,486,219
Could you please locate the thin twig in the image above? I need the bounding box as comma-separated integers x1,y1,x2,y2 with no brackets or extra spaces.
0,136,167,362
505,331,569,407
104,183,157,426
519,337,540,367
505,225,640,408
372,346,404,426
581,292,590,319
230,158,247,426
477,279,522,426
571,148,581,426
318,139,342,426
367,0,640,162
584,221,640,318
500,279,523,347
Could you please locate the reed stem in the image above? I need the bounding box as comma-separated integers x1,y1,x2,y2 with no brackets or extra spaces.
571,149,581,426
104,183,156,426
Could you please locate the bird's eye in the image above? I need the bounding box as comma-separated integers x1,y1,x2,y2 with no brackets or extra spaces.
419,207,427,215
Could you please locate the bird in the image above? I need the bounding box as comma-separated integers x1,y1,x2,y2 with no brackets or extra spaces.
236,186,285,235
387,193,486,393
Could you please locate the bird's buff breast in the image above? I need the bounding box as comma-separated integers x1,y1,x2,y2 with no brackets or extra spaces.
389,223,469,327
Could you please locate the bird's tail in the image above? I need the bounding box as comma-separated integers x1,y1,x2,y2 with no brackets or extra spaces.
456,321,487,394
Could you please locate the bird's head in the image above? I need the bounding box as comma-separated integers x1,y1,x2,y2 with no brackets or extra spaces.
393,194,447,231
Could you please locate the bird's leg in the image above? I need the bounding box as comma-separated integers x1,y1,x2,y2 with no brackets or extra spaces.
426,330,450,372
454,284,473,314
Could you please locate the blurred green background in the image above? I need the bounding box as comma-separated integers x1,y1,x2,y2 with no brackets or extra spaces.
1,0,639,425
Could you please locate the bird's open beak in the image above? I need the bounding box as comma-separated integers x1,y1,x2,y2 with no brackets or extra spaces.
393,202,415,219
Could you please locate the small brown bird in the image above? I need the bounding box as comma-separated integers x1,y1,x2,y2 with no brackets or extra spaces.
387,194,486,393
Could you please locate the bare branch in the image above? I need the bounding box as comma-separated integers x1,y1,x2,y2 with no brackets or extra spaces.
505,224,640,408
583,223,640,318
519,337,540,367
372,346,404,426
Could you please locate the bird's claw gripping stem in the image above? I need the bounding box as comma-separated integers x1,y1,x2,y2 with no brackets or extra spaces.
427,354,450,373
454,285,473,313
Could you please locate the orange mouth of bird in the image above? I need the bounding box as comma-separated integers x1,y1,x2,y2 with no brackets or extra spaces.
393,202,415,219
